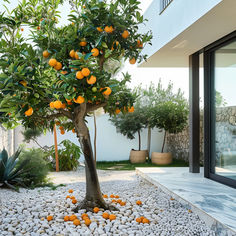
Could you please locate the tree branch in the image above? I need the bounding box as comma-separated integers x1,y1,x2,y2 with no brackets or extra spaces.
33,112,65,121
99,51,105,71
60,109,73,119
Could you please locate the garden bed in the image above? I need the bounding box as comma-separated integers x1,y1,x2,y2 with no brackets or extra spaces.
0,170,215,235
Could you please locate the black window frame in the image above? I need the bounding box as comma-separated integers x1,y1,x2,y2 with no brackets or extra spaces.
204,30,236,189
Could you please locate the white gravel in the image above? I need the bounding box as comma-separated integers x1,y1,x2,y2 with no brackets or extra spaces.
0,168,216,236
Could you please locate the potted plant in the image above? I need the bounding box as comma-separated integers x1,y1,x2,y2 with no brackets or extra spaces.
110,107,148,163
150,99,188,165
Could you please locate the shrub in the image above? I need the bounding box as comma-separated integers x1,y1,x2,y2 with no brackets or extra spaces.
46,140,81,171
16,148,49,187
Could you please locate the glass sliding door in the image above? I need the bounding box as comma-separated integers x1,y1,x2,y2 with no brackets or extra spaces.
213,40,236,183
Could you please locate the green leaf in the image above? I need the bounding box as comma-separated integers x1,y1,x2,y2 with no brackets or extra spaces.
84,52,92,60
102,42,108,48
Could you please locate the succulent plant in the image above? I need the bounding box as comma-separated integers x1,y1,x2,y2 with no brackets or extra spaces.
0,148,29,191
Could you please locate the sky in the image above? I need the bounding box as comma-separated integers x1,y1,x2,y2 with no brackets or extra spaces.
0,0,190,99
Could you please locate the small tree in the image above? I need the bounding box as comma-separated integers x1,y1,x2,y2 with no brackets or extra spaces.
110,107,148,151
150,100,188,153
134,80,187,157
0,0,152,211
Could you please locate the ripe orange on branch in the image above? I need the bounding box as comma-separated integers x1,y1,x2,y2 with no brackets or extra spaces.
48,58,57,67
54,62,62,71
129,58,136,65
137,40,143,48
25,107,33,116
61,103,66,109
73,96,85,104
66,99,72,103
115,108,121,114
76,71,84,80
97,27,103,32
43,50,50,58
80,41,87,47
74,52,79,60
128,106,135,113
49,102,55,108
20,80,27,87
103,87,112,96
122,30,130,39
53,100,63,109
81,68,90,77
87,75,96,85
104,26,114,33
91,48,99,57
69,50,75,58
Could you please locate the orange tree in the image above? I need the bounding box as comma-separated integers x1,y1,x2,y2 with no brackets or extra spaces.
0,0,152,211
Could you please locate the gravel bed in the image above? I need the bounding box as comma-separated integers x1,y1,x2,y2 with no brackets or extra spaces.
0,171,216,236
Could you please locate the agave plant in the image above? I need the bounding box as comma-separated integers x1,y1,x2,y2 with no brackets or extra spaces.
0,148,30,191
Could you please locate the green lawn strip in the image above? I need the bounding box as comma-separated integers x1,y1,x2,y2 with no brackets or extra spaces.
96,159,189,171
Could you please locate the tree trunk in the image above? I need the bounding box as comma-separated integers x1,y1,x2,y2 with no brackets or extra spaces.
147,126,151,162
138,130,141,151
73,104,117,212
161,130,167,153
93,112,97,163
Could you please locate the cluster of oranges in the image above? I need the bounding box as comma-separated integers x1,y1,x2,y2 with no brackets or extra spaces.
59,126,65,135
136,216,150,224
103,194,127,206
54,121,76,135
63,213,91,226
93,207,116,221
50,100,66,110
95,26,141,65
48,58,62,71
66,189,78,204
115,106,135,115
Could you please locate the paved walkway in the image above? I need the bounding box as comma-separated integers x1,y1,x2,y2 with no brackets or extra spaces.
48,167,136,185
136,167,236,236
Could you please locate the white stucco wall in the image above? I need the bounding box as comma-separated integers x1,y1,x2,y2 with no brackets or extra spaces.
15,115,166,162
141,0,222,59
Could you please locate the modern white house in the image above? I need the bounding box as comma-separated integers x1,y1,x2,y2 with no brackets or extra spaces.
140,0,236,188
